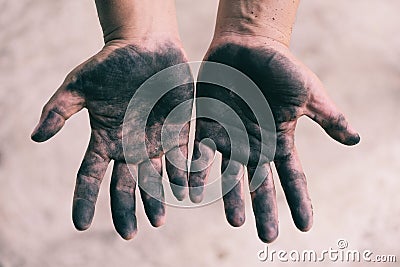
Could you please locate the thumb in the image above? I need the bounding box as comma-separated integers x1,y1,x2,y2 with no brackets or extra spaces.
305,74,360,146
31,78,84,142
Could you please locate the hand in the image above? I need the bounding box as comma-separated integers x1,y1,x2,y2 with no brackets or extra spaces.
189,36,360,242
31,39,194,240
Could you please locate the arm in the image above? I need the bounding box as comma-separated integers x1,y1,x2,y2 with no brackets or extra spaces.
189,0,360,243
32,0,193,240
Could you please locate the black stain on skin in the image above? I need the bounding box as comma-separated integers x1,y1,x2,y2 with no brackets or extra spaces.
274,162,312,231
196,43,308,165
65,41,194,234
221,159,245,227
68,42,194,161
200,43,307,122
192,43,314,235
31,110,66,142
318,114,360,145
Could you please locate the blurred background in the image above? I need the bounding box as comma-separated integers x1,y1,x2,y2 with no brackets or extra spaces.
0,0,399,266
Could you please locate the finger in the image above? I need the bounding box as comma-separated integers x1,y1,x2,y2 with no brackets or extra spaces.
165,146,188,201
221,158,245,227
110,161,138,240
72,147,110,231
188,139,215,203
31,80,84,142
248,163,279,243
306,76,360,145
274,141,313,232
138,158,165,227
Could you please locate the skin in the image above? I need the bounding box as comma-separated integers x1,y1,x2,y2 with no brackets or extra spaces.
189,0,360,243
32,0,360,244
31,0,193,240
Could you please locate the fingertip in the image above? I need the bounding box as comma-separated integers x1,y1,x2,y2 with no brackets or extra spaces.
257,224,279,243
189,187,204,203
140,189,166,228
224,191,246,227
72,199,95,231
298,224,312,233
169,178,188,201
226,213,245,227
31,130,44,143
344,133,361,146
31,124,49,143
112,211,138,240
296,221,313,232
120,229,138,241
173,188,188,201
293,209,313,232
142,199,166,228
31,131,57,143
338,120,360,146
117,223,138,240
188,172,207,203
309,111,361,147
31,111,65,142
287,193,313,232
149,215,166,228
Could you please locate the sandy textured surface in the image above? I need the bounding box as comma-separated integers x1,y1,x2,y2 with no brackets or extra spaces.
0,0,399,266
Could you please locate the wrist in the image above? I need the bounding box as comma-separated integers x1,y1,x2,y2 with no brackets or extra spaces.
102,26,181,46
95,0,180,44
213,19,291,47
213,0,300,47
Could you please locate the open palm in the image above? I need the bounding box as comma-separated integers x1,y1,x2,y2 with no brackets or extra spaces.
189,37,360,242
32,40,194,239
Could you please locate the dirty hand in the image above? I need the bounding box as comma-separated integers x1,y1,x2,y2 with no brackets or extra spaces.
32,40,193,239
189,37,360,242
